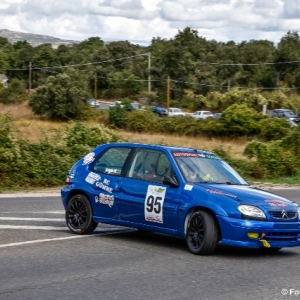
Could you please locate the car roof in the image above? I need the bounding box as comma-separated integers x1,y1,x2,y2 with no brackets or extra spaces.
273,109,293,111
101,142,214,154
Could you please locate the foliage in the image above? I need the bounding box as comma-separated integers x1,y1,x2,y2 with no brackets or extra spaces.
259,117,291,141
243,126,300,178
28,68,90,120
0,78,28,104
0,116,123,187
217,104,266,137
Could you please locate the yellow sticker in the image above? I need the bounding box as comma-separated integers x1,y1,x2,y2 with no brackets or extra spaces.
260,239,271,248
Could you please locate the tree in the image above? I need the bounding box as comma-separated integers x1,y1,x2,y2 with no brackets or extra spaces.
275,31,300,87
29,68,90,120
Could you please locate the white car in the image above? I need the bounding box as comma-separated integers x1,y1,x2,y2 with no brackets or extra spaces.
86,98,100,108
168,108,185,117
191,110,213,119
109,101,124,109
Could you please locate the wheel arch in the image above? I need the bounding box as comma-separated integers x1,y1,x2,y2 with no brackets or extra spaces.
66,189,93,207
183,206,222,241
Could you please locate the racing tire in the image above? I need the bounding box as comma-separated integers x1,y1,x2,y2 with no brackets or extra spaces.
66,194,98,234
186,210,218,255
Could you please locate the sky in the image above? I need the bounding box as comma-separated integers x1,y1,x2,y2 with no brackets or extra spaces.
0,0,300,46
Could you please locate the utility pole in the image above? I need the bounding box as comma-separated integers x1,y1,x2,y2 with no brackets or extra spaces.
167,76,170,109
148,52,151,94
94,72,98,99
29,62,32,90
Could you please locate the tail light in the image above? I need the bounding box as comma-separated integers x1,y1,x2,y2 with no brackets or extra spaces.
65,174,74,186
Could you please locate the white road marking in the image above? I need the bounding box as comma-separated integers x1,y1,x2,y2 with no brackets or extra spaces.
0,193,61,198
0,225,123,231
1,211,65,214
0,217,65,222
0,228,135,248
0,236,91,248
0,225,68,230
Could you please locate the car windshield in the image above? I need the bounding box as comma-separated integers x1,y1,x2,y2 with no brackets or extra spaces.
173,151,247,184
283,110,295,117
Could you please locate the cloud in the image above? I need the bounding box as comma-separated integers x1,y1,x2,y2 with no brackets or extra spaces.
0,0,299,45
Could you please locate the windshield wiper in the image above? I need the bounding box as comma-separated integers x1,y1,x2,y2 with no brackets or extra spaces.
225,181,248,185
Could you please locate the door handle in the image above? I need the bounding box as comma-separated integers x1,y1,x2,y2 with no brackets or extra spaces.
114,180,122,192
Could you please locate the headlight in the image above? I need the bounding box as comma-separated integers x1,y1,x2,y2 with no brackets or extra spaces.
238,205,266,220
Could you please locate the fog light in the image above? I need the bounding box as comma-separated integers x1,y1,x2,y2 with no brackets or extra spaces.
248,232,259,239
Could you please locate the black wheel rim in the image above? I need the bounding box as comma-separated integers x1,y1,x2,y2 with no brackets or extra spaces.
68,199,88,229
188,214,205,250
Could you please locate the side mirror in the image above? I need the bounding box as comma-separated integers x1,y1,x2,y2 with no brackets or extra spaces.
163,176,179,187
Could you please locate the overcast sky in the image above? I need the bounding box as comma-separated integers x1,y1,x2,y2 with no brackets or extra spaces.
0,0,299,45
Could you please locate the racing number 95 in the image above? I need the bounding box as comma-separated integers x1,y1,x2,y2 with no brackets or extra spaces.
146,195,162,213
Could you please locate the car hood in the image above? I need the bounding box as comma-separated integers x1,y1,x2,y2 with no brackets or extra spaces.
195,183,297,210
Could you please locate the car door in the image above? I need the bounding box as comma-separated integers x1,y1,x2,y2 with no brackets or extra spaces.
116,148,182,230
88,146,133,219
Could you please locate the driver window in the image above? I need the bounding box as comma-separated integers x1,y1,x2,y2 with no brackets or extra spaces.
127,149,172,183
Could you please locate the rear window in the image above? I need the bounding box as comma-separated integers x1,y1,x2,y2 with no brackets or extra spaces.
91,147,132,176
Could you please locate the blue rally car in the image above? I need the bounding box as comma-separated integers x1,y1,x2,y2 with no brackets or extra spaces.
61,143,300,255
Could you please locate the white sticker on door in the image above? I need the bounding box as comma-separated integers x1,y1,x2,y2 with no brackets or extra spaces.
144,185,166,223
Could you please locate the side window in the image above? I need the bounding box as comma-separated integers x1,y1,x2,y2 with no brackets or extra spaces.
127,149,173,183
91,147,131,176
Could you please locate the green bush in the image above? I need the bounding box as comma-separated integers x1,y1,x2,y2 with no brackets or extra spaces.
0,79,28,104
219,104,266,137
29,69,90,120
259,117,291,141
0,117,123,187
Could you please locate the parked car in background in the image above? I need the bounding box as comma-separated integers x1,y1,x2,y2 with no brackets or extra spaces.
130,102,145,111
87,98,100,108
271,109,300,123
61,142,300,255
191,111,213,119
109,101,124,109
152,106,168,116
213,113,223,119
168,108,185,117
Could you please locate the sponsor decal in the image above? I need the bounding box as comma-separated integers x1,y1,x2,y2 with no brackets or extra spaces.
96,178,113,193
85,172,101,184
82,152,95,165
173,152,198,157
206,189,237,198
105,168,118,174
144,185,167,223
184,184,193,191
95,193,114,207
265,200,288,207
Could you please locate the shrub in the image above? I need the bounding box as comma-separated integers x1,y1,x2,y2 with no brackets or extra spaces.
29,68,90,120
0,79,28,104
259,117,291,141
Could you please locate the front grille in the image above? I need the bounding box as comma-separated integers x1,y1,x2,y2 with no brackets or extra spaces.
268,210,297,220
264,231,300,242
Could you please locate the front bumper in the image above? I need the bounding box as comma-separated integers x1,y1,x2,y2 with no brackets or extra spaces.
217,215,300,248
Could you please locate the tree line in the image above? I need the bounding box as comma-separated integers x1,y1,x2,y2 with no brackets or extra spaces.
1,28,300,99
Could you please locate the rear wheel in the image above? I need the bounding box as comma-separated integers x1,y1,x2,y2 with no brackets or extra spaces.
66,195,98,234
186,210,218,255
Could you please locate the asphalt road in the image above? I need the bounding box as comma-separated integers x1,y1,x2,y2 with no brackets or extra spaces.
0,189,299,300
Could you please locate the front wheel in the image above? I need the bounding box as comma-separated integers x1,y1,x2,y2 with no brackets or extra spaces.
66,195,98,234
186,210,218,255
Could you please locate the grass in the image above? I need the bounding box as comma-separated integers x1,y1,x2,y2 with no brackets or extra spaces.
2,102,300,186
3,102,248,158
